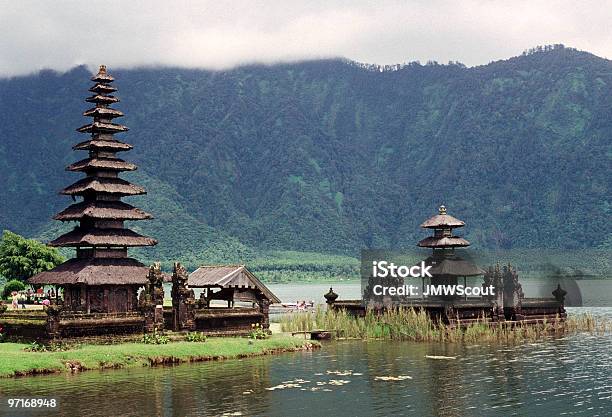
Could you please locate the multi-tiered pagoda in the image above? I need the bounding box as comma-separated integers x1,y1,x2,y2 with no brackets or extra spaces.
29,65,157,313
418,205,484,294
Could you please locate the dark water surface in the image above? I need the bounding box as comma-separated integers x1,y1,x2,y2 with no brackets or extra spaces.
1,308,611,417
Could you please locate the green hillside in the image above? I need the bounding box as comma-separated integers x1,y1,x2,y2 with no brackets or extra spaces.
0,45,610,272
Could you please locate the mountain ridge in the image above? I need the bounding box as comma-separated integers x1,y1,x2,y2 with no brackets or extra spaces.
0,45,610,265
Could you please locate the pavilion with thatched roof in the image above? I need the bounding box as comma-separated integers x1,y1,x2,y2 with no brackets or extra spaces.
188,265,280,306
183,265,280,331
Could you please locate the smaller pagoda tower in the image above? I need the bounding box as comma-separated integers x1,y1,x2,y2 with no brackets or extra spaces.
418,205,469,252
29,65,157,314
418,205,484,297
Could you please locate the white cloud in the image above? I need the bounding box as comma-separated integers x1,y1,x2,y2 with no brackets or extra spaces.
0,0,610,77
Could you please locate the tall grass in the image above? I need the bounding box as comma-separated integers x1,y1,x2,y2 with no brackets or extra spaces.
280,307,609,343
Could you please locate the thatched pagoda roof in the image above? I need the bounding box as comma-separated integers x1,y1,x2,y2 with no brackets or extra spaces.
77,121,128,134
27,257,148,285
85,94,119,105
49,227,157,247
67,157,137,172
89,83,117,94
54,201,152,221
91,65,114,83
61,177,145,196
423,255,485,277
420,205,465,229
73,138,133,152
417,236,470,248
188,265,281,303
83,107,123,119
420,214,465,228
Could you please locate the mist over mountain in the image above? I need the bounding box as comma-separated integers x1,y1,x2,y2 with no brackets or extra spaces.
1,45,610,263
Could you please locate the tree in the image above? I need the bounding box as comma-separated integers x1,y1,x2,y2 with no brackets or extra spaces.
0,231,64,282
2,279,26,298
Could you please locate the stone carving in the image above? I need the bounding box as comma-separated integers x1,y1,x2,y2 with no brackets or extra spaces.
552,284,567,304
171,262,195,331
502,263,523,320
483,263,524,321
484,265,504,321
141,262,166,332
324,287,339,305
148,262,165,306
45,303,63,339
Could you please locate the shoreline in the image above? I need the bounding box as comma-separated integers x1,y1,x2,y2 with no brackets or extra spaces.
0,336,319,378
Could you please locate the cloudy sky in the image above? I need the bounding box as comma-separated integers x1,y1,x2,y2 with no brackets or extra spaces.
1,0,610,77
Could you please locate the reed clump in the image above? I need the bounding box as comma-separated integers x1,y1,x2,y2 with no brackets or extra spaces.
566,312,609,334
280,307,609,343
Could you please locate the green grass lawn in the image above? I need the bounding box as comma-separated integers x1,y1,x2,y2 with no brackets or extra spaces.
0,335,314,378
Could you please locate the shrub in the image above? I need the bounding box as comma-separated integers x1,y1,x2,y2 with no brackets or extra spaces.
2,279,25,299
248,323,269,340
24,341,47,352
23,341,74,352
142,329,169,344
185,331,206,342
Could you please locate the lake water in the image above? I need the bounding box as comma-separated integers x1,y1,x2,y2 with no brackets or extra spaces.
168,278,612,307
269,278,612,307
1,307,610,417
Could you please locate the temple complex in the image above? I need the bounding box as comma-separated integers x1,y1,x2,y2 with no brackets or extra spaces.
28,65,157,314
329,205,567,326
0,66,278,340
0,66,566,341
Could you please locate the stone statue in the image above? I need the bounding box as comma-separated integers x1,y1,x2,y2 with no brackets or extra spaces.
482,266,495,299
324,287,338,305
171,262,196,331
484,264,504,321
502,263,523,320
141,262,166,332
552,284,567,304
148,262,165,306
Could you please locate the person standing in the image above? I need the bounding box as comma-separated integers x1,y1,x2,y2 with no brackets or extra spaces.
19,292,27,309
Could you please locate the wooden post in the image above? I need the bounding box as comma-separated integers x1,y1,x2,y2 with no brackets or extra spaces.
422,277,425,299
81,285,89,313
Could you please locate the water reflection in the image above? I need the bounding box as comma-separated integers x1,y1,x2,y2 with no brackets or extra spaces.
1,309,610,417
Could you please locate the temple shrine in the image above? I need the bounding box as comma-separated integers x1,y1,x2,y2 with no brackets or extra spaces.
28,65,157,314
329,205,567,325
418,205,485,299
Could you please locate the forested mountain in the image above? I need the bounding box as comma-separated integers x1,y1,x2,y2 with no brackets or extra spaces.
0,45,610,265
